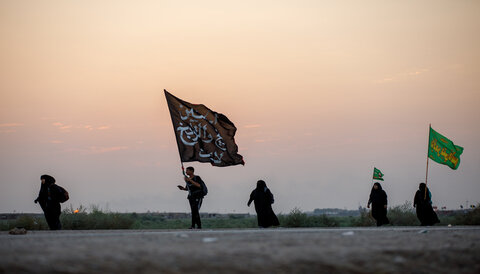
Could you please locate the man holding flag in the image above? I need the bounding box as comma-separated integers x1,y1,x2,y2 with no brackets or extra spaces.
165,89,244,229
177,166,206,229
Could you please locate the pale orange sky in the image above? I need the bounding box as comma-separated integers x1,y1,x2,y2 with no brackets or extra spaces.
1,0,479,213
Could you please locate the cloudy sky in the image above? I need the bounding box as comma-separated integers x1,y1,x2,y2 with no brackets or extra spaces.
1,0,479,214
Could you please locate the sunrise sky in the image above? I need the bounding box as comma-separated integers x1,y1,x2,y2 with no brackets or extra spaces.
1,0,479,214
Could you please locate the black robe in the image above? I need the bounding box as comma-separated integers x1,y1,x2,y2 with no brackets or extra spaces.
248,187,279,228
36,176,62,230
414,189,440,226
368,189,390,226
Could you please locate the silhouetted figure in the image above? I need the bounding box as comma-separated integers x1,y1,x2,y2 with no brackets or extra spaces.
414,183,440,226
34,175,62,230
177,166,205,229
367,182,390,226
248,180,279,228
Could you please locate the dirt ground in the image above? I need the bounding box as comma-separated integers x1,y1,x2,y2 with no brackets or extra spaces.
1,226,479,274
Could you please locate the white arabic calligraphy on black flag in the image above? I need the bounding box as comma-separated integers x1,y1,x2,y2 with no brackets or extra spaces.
164,89,245,167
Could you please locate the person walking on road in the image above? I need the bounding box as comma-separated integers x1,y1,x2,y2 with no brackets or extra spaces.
177,166,206,229
414,183,440,226
247,180,279,228
34,174,62,230
367,182,390,226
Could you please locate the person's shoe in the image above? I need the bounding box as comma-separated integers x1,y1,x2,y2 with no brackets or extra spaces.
188,226,195,229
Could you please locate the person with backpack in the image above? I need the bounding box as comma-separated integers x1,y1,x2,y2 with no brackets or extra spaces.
247,180,279,228
34,174,68,230
177,166,207,229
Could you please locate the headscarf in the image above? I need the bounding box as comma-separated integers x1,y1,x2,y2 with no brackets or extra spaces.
419,183,426,192
41,174,56,186
369,182,386,205
418,182,432,203
371,182,383,193
256,180,267,192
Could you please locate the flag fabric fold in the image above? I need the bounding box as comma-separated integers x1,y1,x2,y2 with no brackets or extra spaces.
428,126,463,170
373,167,384,181
164,89,244,167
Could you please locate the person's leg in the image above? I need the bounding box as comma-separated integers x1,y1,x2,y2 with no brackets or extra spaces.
44,211,54,230
51,205,61,230
196,198,202,229
188,198,196,228
53,213,61,230
372,207,380,226
45,211,59,230
42,210,49,228
380,208,389,226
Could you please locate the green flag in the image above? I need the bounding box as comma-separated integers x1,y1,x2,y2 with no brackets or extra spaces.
428,126,464,170
373,167,384,181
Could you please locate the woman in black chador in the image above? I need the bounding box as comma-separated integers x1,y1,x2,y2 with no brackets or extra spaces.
247,180,279,228
414,183,440,226
367,182,390,226
34,175,62,230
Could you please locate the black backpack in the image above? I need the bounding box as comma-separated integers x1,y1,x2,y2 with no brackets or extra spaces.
55,185,70,203
199,179,208,197
191,176,208,198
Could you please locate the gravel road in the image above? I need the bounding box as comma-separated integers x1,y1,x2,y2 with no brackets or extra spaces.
1,226,479,274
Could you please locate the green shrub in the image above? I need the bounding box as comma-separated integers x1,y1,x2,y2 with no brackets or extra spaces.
278,209,340,228
61,212,135,229
464,207,480,225
353,207,375,227
308,214,339,227
203,217,257,229
4,203,480,231
0,215,47,231
132,215,258,229
13,215,35,229
336,216,357,227
453,205,480,225
0,221,9,231
59,204,135,229
387,201,418,226
8,215,48,230
280,207,308,227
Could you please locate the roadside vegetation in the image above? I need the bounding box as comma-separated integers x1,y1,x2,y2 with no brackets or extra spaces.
2,202,479,231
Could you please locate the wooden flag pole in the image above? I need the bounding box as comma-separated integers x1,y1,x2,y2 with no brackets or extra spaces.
372,167,375,184
425,157,430,200
424,124,431,200
368,167,374,208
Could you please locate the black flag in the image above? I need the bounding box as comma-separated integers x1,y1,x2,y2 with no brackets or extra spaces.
164,89,244,167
